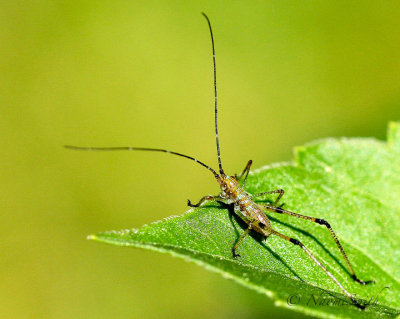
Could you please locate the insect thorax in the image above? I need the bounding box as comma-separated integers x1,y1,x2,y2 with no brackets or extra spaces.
219,175,243,200
220,175,272,231
220,175,254,209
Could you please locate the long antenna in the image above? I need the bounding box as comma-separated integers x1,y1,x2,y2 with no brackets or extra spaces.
65,14,223,181
201,12,224,176
64,145,220,179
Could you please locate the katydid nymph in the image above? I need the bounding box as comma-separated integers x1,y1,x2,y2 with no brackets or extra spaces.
66,13,374,309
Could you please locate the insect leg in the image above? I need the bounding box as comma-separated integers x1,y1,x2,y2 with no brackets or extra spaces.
264,204,374,285
232,223,253,258
269,228,366,310
187,195,221,207
235,160,252,187
253,189,285,207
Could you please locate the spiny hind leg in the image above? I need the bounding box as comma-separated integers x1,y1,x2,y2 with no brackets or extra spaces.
264,204,374,285
187,195,222,207
253,189,285,207
235,160,252,188
269,228,366,310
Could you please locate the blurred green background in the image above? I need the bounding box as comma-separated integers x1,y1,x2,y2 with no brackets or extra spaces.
2,1,400,318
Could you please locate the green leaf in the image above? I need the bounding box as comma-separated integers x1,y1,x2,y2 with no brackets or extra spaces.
89,122,400,319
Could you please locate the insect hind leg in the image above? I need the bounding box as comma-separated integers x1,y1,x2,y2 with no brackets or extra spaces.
265,204,374,286
269,228,366,310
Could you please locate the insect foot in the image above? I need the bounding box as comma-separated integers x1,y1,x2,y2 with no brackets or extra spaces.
352,275,375,285
231,248,241,259
187,199,197,207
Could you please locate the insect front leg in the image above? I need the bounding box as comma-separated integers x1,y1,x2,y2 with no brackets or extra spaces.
187,195,222,207
253,189,285,207
235,160,252,188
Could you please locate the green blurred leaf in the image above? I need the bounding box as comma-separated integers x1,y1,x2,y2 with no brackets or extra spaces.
90,122,400,319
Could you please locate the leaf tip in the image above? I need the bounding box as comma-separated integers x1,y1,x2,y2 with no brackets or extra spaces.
387,121,400,149
87,234,97,241
293,145,307,166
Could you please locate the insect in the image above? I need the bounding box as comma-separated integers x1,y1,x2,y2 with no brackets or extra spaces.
66,13,374,309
